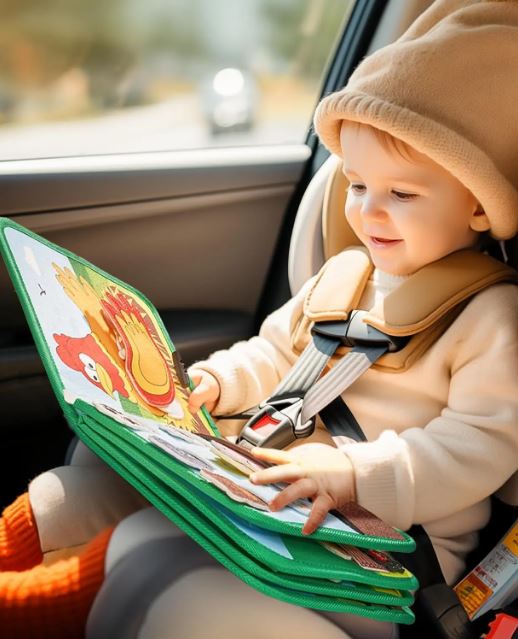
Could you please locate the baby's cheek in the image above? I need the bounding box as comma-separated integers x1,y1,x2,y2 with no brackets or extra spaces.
345,206,362,238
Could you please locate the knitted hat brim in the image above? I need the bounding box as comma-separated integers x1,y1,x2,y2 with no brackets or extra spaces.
314,91,518,240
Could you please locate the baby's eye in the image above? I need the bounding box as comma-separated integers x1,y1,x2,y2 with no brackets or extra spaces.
392,190,417,201
349,183,366,194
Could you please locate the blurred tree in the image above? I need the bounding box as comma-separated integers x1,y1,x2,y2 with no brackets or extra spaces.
259,0,350,80
0,0,210,112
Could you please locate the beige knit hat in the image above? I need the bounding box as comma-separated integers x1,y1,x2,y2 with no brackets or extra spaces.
314,0,518,239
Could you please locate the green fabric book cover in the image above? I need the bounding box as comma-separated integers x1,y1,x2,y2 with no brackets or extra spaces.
0,217,417,623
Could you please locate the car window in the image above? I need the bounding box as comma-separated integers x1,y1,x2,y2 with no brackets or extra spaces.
0,0,355,160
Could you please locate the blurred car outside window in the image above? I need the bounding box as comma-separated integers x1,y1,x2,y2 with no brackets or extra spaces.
0,0,354,160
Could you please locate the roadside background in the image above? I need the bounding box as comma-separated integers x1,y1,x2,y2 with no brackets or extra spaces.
0,0,352,159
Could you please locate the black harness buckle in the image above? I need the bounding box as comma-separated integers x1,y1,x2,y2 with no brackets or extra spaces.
237,396,315,449
311,310,409,353
237,312,408,450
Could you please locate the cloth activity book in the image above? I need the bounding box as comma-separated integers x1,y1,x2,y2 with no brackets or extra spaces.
0,217,418,624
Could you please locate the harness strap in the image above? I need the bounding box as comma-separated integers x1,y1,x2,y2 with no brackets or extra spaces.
319,396,367,442
273,333,340,397
237,312,398,449
300,344,386,425
237,248,518,448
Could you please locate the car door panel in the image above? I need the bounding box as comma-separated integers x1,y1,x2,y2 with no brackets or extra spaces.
0,145,309,503
1,145,310,342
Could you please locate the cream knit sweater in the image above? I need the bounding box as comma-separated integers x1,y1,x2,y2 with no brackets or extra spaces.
191,272,518,584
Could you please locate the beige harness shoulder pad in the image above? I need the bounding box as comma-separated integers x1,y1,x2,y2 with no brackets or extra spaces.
291,248,518,372
291,247,372,352
364,249,518,335
304,246,373,321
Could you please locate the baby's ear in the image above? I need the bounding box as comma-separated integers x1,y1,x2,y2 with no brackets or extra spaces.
470,205,491,232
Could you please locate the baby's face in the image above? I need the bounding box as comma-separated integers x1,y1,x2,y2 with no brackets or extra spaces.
340,123,485,275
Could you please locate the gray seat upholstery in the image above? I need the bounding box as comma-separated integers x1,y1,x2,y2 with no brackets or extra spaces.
87,536,219,639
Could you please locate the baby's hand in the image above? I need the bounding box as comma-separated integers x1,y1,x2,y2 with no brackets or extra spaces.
250,443,356,535
187,368,220,413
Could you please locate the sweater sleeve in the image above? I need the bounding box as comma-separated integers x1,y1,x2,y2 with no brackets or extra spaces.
189,278,315,416
340,284,518,531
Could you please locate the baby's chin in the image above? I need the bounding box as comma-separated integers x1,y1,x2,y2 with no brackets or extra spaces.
367,250,416,276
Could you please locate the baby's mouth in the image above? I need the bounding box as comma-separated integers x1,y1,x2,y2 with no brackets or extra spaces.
370,236,402,246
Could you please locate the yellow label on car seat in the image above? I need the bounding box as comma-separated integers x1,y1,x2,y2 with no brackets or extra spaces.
454,520,518,620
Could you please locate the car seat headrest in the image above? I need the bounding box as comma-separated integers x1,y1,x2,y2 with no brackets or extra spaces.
288,155,359,295
322,156,359,261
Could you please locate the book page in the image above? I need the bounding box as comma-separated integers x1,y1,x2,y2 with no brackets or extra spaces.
4,226,215,436
147,425,360,534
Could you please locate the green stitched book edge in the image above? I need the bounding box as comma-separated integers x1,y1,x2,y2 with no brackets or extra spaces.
79,398,416,554
74,419,415,624
81,411,418,593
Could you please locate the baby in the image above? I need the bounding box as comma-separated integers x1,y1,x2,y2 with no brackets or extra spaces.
1,1,518,638
190,119,496,542
131,1,518,637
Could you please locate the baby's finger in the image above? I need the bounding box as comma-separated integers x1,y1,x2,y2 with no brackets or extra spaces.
250,462,304,485
251,447,292,465
188,385,209,411
302,494,334,535
189,370,203,385
190,381,219,410
190,377,212,396
269,478,316,511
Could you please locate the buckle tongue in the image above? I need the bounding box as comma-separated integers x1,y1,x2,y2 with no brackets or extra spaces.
312,310,408,353
237,397,315,449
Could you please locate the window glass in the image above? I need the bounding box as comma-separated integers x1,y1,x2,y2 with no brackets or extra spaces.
0,0,354,160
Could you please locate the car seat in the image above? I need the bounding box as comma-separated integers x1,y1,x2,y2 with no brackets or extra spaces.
83,156,518,639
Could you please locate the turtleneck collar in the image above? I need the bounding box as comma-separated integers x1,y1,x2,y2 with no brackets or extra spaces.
372,268,410,293
358,268,410,312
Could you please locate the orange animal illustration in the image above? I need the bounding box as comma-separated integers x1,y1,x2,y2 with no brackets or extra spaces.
54,333,128,398
100,290,175,407
50,263,207,430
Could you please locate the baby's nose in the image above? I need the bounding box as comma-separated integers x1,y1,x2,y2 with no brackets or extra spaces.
360,197,387,220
